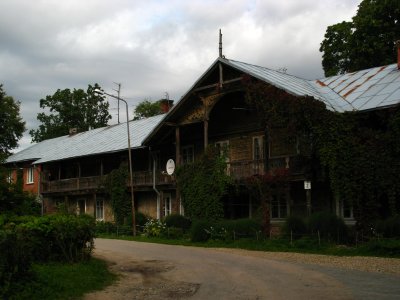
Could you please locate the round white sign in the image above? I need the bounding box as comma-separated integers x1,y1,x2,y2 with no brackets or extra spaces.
166,159,175,175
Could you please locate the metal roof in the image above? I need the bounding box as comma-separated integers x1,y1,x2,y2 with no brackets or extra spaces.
6,114,164,165
225,58,400,112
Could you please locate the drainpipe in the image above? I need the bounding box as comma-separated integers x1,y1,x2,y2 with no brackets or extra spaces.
152,155,161,220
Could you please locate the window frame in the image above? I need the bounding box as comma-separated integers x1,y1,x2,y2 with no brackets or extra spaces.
26,167,34,184
96,199,104,221
181,145,194,164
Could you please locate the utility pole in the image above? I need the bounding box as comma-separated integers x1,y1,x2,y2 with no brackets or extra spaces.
113,82,121,124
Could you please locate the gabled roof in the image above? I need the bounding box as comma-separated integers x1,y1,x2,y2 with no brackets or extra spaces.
6,114,164,165
143,57,400,145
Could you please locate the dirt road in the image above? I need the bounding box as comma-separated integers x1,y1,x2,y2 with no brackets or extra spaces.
85,238,400,300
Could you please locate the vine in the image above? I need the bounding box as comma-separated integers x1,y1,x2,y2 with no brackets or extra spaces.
244,78,400,234
101,164,130,225
176,147,232,221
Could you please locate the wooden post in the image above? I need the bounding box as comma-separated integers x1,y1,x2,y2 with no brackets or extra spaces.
204,119,209,150
175,126,180,166
306,189,312,216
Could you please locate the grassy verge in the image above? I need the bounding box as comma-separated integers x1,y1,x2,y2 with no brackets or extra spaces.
8,258,117,300
97,234,400,258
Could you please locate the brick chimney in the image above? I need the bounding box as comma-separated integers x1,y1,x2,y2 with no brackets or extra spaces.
69,128,78,136
159,99,174,113
397,40,400,69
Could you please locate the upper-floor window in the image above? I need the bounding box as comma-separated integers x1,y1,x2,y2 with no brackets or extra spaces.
6,170,12,183
215,140,229,159
182,145,194,164
26,167,34,184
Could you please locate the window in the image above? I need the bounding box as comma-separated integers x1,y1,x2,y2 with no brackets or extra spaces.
271,194,288,219
253,136,264,174
182,145,194,164
341,200,353,219
7,170,12,183
215,141,230,174
96,200,104,220
164,194,172,216
26,167,34,184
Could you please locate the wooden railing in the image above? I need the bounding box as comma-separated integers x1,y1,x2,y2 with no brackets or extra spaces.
41,157,305,193
41,171,175,193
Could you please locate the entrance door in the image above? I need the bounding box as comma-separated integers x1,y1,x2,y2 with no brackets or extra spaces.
164,193,172,216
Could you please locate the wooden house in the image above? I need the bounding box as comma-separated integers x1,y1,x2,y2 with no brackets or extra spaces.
5,53,400,226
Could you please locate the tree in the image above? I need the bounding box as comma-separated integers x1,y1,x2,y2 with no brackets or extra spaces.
29,83,111,142
320,0,400,76
0,84,25,160
133,99,162,120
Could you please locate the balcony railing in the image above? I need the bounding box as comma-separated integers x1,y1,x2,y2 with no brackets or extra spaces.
41,157,305,193
41,171,175,193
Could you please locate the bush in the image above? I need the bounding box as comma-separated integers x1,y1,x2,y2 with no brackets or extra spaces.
190,220,210,242
164,227,184,239
213,219,262,240
375,216,400,238
0,230,32,298
283,215,307,239
143,219,166,237
308,212,348,243
359,239,400,257
164,214,191,232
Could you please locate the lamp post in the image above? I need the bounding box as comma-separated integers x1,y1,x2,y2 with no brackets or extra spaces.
94,89,136,236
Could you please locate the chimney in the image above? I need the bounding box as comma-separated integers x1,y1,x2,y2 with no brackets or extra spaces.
397,40,400,69
69,128,78,136
159,99,174,113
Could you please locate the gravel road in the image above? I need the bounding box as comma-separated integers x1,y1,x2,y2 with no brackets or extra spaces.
85,238,400,300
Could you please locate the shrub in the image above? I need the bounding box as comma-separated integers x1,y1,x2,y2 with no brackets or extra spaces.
190,220,210,242
308,212,348,243
283,215,307,239
164,227,184,239
375,216,400,238
164,214,191,232
143,219,166,237
213,218,262,240
0,230,32,298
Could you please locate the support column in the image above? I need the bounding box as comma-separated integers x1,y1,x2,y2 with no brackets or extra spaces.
306,190,312,216
175,126,181,166
204,119,209,150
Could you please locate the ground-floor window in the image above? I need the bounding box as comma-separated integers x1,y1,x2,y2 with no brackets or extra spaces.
164,194,172,216
96,199,104,220
271,194,288,219
341,200,353,219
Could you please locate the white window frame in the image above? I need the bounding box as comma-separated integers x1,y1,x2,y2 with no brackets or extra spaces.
270,194,288,219
182,145,194,164
164,193,172,216
26,167,34,184
96,199,104,221
341,200,354,219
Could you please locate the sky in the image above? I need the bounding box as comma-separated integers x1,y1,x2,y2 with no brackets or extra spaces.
0,0,361,151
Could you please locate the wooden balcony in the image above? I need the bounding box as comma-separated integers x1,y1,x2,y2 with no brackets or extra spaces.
41,157,305,193
41,171,175,193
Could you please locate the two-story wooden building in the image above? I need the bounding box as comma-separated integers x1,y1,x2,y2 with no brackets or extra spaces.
5,54,400,225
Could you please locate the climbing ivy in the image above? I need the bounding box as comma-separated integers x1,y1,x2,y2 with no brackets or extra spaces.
176,147,232,221
102,164,131,225
244,78,400,234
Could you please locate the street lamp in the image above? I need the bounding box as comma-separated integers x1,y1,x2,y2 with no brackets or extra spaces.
94,88,136,236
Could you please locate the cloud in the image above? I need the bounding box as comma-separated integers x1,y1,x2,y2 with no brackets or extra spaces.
0,0,361,151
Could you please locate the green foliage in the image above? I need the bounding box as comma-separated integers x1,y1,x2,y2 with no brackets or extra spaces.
308,212,348,242
283,215,307,238
213,218,262,240
144,219,166,237
177,147,232,221
164,214,191,232
320,0,400,76
133,99,162,120
245,79,400,235
0,84,26,157
190,220,210,242
102,164,131,225
8,258,116,300
29,83,111,142
0,229,32,297
375,216,400,238
0,167,41,216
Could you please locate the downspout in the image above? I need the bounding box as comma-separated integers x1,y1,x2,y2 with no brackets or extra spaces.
152,154,161,220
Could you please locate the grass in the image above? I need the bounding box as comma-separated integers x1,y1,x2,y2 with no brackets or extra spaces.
8,258,117,300
97,233,400,258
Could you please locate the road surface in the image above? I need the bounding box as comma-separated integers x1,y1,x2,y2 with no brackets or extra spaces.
85,238,400,300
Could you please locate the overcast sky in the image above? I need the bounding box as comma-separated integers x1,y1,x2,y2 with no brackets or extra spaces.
0,0,360,151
